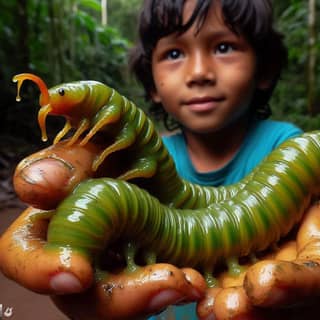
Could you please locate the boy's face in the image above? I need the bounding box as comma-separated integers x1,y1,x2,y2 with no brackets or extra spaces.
151,0,266,134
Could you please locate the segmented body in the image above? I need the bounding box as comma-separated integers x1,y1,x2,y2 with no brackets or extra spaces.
13,74,245,207
47,131,320,271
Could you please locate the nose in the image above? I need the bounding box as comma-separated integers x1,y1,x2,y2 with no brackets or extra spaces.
186,52,216,87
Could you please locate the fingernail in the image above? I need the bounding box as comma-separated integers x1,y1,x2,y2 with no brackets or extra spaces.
50,272,83,294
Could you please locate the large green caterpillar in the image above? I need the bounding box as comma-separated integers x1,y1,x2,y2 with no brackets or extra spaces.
46,130,320,275
13,74,320,278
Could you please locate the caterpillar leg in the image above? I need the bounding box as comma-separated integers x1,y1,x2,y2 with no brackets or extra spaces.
117,157,157,180
79,101,122,147
65,118,90,146
13,138,162,210
226,257,247,276
92,124,136,171
53,120,72,144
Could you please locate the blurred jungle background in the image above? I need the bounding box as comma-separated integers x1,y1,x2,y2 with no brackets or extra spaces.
0,0,319,203
0,0,319,154
0,1,318,319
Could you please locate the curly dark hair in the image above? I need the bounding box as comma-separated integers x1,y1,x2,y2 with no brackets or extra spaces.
129,0,287,130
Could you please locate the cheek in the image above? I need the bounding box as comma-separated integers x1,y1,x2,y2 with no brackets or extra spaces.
151,66,166,102
158,93,176,114
152,71,177,106
225,67,257,103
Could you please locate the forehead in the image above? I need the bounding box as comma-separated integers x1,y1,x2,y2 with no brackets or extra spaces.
158,0,229,43
183,0,225,31
176,0,234,37
183,0,220,18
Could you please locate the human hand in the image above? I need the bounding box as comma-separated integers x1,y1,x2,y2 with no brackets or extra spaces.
2,204,320,320
0,206,206,319
2,139,203,319
8,140,320,319
197,203,320,320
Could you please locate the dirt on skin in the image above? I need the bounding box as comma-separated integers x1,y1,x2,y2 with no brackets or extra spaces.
0,140,69,320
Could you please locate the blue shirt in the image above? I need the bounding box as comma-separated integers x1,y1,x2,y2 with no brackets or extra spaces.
149,119,302,320
162,119,302,187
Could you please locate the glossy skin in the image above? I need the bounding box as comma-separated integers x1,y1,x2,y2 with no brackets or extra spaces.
0,207,206,319
151,0,268,172
4,130,320,283
13,140,106,209
42,131,320,272
2,176,320,319
198,204,320,320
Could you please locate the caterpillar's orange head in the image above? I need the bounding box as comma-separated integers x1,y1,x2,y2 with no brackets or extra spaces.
13,74,88,142
46,82,88,117
13,73,51,141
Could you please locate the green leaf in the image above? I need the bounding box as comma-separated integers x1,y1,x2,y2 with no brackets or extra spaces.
79,0,101,12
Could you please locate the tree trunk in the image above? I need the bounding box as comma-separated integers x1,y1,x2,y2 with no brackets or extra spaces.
101,0,108,26
307,0,317,115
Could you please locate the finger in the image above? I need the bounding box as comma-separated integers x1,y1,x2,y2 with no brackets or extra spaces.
197,286,267,320
180,267,208,304
198,286,317,320
244,258,320,308
296,203,320,252
13,140,104,209
197,239,299,319
52,263,205,320
197,287,222,319
0,207,93,294
214,286,261,320
274,240,297,261
243,204,320,308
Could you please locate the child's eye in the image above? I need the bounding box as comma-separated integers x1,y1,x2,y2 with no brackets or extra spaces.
215,43,234,54
165,49,183,60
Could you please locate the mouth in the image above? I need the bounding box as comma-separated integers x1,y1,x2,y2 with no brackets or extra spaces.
184,96,224,112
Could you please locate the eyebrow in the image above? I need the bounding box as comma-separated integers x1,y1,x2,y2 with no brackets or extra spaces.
158,26,240,46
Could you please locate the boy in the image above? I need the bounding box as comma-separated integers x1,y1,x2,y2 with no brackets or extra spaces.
129,0,302,318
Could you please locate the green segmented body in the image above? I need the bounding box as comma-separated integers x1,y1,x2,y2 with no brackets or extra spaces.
17,77,248,208
46,131,320,271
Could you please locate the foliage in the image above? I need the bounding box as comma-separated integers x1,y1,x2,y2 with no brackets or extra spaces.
108,0,142,42
27,0,130,87
0,0,131,147
271,0,320,130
